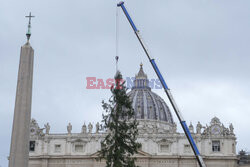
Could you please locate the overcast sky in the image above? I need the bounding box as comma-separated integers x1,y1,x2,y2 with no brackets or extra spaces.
0,0,250,166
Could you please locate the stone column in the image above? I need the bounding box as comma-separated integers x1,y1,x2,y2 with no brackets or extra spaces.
42,159,48,167
9,42,34,167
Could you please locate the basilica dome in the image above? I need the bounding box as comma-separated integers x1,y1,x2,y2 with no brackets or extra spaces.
127,64,174,124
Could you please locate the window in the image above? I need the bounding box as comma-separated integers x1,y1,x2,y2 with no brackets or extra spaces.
160,144,170,152
75,144,83,152
212,141,220,152
184,144,191,153
55,144,61,153
29,141,35,151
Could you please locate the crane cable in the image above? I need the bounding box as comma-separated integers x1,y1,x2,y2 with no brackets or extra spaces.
115,4,120,73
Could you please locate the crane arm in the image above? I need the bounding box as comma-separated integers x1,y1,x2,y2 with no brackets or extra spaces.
117,2,206,167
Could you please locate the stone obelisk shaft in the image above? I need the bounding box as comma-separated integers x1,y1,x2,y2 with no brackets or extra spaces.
9,42,34,167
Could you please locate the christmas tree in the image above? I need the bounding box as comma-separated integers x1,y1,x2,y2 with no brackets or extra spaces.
98,71,141,167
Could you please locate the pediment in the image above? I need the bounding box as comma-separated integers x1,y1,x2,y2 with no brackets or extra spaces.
134,150,151,157
210,117,221,126
90,151,101,157
156,138,174,144
71,138,87,143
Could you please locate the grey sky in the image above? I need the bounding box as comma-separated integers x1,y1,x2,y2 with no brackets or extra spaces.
0,0,250,166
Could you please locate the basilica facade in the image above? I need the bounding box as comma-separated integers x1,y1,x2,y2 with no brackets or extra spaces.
28,65,237,167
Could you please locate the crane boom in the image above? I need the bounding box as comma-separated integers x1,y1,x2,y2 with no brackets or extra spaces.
117,2,206,167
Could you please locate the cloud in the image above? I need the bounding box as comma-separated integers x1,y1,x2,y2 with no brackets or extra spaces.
1,0,250,166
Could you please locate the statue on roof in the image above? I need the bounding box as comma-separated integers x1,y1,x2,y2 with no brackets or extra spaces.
44,123,50,134
189,122,194,133
229,123,234,135
88,123,93,133
172,122,177,133
196,121,202,134
82,123,87,133
67,123,72,134
96,122,100,133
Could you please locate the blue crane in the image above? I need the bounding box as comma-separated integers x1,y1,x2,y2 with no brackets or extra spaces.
117,2,206,167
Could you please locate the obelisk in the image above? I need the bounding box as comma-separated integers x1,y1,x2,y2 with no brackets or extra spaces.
9,13,35,167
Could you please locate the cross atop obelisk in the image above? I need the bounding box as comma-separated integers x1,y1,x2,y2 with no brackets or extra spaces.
25,12,35,42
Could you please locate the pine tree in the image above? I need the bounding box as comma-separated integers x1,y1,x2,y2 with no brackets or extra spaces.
98,72,141,167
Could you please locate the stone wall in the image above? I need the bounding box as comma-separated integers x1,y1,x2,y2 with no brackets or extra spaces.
29,156,238,167
28,117,237,167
